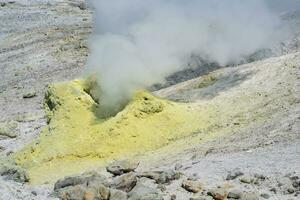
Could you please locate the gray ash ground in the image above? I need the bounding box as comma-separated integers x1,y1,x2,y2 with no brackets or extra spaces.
0,0,300,200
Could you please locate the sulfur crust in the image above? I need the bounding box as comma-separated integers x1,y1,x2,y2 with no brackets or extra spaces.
14,80,215,184
13,70,278,184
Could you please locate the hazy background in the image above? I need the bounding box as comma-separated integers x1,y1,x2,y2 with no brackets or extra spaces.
86,0,295,116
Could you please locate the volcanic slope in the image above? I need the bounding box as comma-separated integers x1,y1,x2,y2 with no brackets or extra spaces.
14,52,300,184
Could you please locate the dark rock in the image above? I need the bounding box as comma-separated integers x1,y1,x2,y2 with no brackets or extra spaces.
293,180,300,188
111,172,137,192
128,181,163,200
106,160,139,176
171,194,176,200
270,187,277,194
110,189,127,200
54,171,108,191
227,189,242,199
287,188,295,194
226,169,244,180
54,176,86,191
182,180,202,193
23,91,36,98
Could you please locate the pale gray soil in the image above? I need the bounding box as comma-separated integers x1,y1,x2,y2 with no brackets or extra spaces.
0,0,299,200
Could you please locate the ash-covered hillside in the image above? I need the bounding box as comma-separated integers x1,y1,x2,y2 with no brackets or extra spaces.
0,1,299,200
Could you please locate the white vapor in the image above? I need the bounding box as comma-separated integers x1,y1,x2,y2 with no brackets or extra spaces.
86,0,286,116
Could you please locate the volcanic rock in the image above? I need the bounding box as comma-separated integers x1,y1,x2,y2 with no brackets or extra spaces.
111,172,137,192
106,160,139,176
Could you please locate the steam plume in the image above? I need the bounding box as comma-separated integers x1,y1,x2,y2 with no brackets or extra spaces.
86,0,286,116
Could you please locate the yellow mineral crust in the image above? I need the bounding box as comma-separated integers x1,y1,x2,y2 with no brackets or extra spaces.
14,80,212,183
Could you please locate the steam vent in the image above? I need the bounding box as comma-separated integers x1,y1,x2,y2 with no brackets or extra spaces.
1,0,300,199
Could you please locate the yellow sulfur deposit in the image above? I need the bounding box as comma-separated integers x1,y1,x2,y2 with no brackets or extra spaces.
14,80,215,183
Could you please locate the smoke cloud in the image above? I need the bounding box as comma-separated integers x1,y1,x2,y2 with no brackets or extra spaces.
86,0,286,116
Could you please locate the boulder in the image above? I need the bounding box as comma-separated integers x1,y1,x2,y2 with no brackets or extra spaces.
110,189,128,200
138,169,178,184
111,172,137,192
106,160,139,176
128,181,163,200
54,171,108,191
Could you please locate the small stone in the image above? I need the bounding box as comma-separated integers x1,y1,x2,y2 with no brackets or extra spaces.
287,188,295,194
112,172,137,192
207,188,227,200
226,169,244,180
260,193,270,199
110,189,127,200
171,194,176,200
227,189,242,199
182,180,202,193
269,187,277,194
23,91,36,98
253,173,266,180
107,160,139,176
98,184,110,200
293,180,300,188
240,176,252,184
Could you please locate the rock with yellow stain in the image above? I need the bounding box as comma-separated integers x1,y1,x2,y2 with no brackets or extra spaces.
14,79,208,184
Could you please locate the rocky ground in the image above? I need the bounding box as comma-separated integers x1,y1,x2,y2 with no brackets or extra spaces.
0,0,299,200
